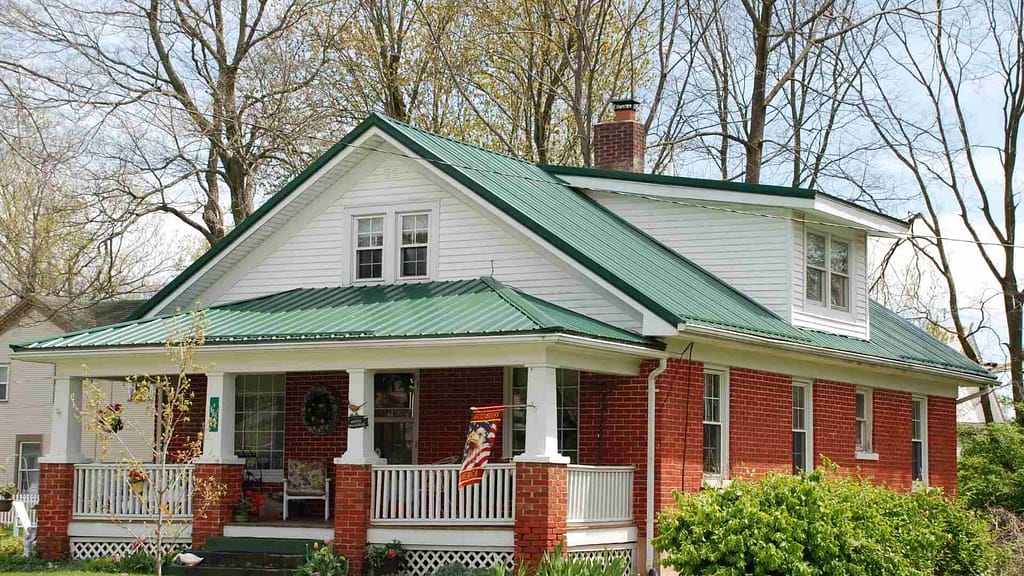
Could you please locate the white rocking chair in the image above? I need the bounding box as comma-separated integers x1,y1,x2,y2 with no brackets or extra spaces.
283,460,331,520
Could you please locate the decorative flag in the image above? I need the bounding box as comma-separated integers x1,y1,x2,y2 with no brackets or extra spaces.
458,405,505,488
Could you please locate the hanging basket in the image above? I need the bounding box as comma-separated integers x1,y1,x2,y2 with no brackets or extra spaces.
302,386,341,436
128,480,145,495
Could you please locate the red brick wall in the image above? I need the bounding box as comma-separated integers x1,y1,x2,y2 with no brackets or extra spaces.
418,367,504,463
166,374,207,463
593,120,645,172
812,379,858,469
858,389,913,490
730,368,792,477
285,372,348,465
928,396,958,495
513,462,567,571
37,463,74,559
334,465,371,575
193,463,243,549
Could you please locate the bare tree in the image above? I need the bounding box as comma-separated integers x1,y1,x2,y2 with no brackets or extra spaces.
0,0,341,245
862,0,1024,422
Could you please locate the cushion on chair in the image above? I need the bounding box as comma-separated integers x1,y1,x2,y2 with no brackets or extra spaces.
286,460,326,496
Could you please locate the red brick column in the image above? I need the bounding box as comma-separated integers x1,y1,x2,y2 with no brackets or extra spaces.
37,463,75,559
514,462,568,571
334,464,371,575
192,463,243,549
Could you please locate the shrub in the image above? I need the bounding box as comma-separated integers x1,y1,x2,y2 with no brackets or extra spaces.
297,539,348,576
959,424,1024,514
0,554,49,572
433,562,473,576
533,548,627,576
988,507,1024,576
654,467,994,576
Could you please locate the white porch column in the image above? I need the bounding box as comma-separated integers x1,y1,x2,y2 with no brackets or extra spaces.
40,376,89,463
198,372,245,464
514,365,570,464
336,369,385,465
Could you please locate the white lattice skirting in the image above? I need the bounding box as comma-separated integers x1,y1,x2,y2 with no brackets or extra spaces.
69,538,190,560
400,547,515,576
568,544,636,576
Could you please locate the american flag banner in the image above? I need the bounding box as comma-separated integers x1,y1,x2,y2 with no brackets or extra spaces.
458,405,505,488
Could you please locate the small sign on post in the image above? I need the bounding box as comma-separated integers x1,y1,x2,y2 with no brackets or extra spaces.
208,397,220,432
347,415,369,429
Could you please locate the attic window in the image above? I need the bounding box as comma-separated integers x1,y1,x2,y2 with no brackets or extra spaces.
399,213,429,278
806,231,850,312
355,216,385,280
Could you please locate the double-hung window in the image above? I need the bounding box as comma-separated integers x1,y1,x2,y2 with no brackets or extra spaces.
234,374,286,476
16,439,40,493
806,230,850,311
702,370,728,478
792,382,812,473
0,364,9,401
912,397,928,483
399,213,429,278
355,216,385,280
506,368,579,462
855,388,873,455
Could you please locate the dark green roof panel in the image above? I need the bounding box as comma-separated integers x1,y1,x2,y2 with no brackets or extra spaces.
17,279,657,350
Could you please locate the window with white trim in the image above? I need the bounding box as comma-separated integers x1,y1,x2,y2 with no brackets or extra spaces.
234,374,285,474
806,230,850,311
703,370,728,477
506,368,579,463
855,388,873,454
912,396,928,483
16,439,40,493
792,382,812,473
355,216,385,280
0,364,9,401
399,213,429,278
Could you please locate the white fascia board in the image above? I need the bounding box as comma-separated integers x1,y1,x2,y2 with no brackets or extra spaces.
140,130,381,319
675,323,993,390
559,174,814,209
813,196,909,237
368,130,678,337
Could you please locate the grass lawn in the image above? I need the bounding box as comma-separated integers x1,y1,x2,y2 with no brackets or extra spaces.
0,573,147,576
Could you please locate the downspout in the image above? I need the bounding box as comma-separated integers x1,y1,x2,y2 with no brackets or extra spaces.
646,358,668,574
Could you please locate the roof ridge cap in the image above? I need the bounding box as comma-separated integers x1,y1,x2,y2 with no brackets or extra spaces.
478,277,550,329
371,114,543,168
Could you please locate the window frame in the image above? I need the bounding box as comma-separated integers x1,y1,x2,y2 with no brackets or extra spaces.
855,387,876,458
396,211,431,280
0,363,9,402
804,228,854,315
233,373,286,482
15,437,41,494
911,396,928,485
373,371,420,464
344,202,438,285
702,367,730,484
353,214,386,282
792,380,813,474
502,367,580,463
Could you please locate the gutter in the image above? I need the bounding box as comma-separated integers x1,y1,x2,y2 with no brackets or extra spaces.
679,323,995,386
646,357,668,574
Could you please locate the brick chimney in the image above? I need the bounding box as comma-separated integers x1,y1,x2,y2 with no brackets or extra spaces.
593,98,645,173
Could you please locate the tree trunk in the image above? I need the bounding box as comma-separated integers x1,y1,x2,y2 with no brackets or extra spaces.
745,0,774,184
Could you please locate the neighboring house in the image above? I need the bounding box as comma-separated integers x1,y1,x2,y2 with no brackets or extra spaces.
0,296,148,492
14,102,991,573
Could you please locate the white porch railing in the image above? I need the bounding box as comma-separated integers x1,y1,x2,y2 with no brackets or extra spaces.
0,493,38,527
566,465,634,524
371,464,515,525
72,463,194,520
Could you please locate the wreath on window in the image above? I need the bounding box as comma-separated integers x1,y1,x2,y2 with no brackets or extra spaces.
303,386,341,436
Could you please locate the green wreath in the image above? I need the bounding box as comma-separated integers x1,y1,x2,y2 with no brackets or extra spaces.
302,386,341,436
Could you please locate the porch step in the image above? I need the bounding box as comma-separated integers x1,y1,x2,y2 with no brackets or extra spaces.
203,536,315,555
165,566,297,576
165,537,313,576
184,551,305,569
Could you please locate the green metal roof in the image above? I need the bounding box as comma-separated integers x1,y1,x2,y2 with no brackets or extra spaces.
120,114,986,379
16,278,659,350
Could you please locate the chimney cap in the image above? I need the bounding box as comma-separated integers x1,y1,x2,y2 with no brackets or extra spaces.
610,98,641,111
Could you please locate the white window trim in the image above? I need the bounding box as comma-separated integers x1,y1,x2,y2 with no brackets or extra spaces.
16,440,40,493
702,366,730,483
343,202,439,286
0,363,9,401
804,227,855,319
792,380,814,473
234,374,286,477
855,387,876,459
912,395,929,486
353,214,386,281
396,211,431,280
373,370,420,464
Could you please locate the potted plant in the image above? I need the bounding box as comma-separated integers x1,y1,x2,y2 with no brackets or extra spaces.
365,541,406,575
232,492,263,522
99,403,125,433
0,483,17,512
297,539,348,576
126,468,147,494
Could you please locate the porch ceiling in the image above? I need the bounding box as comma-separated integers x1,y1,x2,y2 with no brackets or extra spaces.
14,278,659,351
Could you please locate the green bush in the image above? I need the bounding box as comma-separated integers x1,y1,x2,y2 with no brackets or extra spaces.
654,467,994,576
0,554,50,572
959,424,1024,514
433,562,474,576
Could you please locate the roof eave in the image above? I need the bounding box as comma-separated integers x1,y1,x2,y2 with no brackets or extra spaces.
679,322,995,385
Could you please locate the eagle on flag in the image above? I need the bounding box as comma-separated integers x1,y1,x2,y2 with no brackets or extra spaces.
458,405,504,488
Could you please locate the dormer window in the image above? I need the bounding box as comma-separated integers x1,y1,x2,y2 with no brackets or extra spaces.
806,231,849,311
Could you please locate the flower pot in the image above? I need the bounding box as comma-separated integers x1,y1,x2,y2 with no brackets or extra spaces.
377,557,402,575
128,481,145,495
0,499,13,512
232,511,250,523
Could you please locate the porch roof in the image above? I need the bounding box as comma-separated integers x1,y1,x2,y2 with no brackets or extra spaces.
13,278,660,351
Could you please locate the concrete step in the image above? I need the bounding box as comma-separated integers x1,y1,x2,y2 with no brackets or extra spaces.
201,536,314,555
165,565,297,576
185,551,306,569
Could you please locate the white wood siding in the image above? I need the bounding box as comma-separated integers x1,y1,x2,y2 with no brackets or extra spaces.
791,220,870,339
0,311,153,487
586,190,793,319
200,155,641,331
